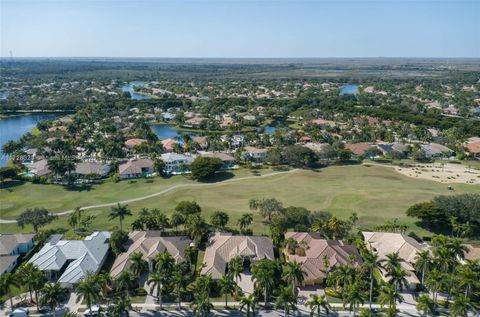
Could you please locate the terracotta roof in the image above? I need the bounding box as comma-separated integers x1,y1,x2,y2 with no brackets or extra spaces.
201,233,274,279
125,138,147,147
110,231,192,278
464,244,480,261
309,118,335,127
464,137,480,154
161,138,177,151
284,232,362,284
344,143,373,155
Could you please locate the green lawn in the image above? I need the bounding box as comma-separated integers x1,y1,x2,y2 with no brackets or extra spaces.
1,165,479,236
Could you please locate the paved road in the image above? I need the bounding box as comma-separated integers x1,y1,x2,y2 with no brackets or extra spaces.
0,169,298,223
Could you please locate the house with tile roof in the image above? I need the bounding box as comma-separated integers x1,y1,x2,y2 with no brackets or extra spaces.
74,161,111,179
201,232,274,279
161,138,178,152
363,232,430,289
198,151,235,169
29,231,110,287
283,232,362,286
420,143,453,159
118,159,154,179
125,138,147,150
160,152,194,175
110,231,192,278
0,234,35,276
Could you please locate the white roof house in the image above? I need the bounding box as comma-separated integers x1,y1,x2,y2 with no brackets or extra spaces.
29,231,110,287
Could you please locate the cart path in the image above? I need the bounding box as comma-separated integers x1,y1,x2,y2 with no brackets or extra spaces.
0,169,298,223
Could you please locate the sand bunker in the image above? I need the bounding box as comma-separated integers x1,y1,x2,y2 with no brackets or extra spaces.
394,163,480,185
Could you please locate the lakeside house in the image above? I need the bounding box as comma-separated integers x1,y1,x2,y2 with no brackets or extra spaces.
161,138,177,152
110,231,192,278
160,152,194,175
118,159,154,179
363,232,429,289
201,232,274,279
0,234,35,276
283,232,362,286
29,232,110,288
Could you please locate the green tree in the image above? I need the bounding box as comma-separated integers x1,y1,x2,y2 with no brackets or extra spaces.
361,250,383,313
109,297,132,317
190,156,223,180
147,272,167,309
282,261,306,293
240,294,257,317
175,200,202,215
275,287,297,317
450,294,476,317
76,273,101,314
238,213,254,234
251,259,277,308
17,207,57,233
109,230,128,255
249,198,283,221
109,204,132,230
416,294,436,317
228,256,243,299
0,272,19,310
345,283,366,317
307,294,331,317
219,275,235,308
41,283,67,317
210,211,229,231
378,283,403,313
191,291,213,317
414,250,431,290
172,268,187,309
129,252,148,286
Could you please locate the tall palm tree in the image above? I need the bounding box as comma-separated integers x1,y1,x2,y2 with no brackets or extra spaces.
109,297,132,317
219,275,235,308
307,294,331,317
450,294,476,317
251,259,276,308
155,251,174,274
0,272,19,310
378,283,403,313
282,261,306,294
109,203,132,230
191,291,213,317
361,250,383,313
32,269,47,312
345,283,365,317
425,269,443,304
228,256,243,299
240,294,257,317
129,252,148,286
455,260,478,298
16,262,38,303
76,273,101,314
171,269,187,309
238,213,254,233
386,266,408,292
147,272,166,309
382,252,404,274
414,250,431,290
274,287,297,317
41,283,67,317
416,294,436,317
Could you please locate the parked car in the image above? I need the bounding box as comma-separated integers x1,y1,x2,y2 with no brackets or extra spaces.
9,308,29,317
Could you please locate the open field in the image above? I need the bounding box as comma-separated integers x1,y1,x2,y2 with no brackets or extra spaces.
1,165,479,235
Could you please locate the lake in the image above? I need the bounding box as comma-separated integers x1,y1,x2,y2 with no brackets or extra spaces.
150,124,197,140
121,82,151,100
339,84,359,95
0,113,59,166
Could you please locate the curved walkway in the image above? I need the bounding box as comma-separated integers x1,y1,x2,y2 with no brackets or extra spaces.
0,169,298,224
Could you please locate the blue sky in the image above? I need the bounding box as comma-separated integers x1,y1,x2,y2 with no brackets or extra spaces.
1,0,479,58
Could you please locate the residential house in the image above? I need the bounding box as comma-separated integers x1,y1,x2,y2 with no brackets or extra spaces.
160,152,194,175
28,159,50,177
283,232,362,286
463,137,480,159
125,138,147,150
201,232,274,279
184,116,206,128
29,232,110,287
243,146,268,163
118,159,154,179
307,118,335,128
420,143,453,159
161,112,176,122
198,151,235,169
376,143,408,158
344,143,376,158
193,136,208,150
462,244,480,263
161,138,177,152
0,234,35,276
75,162,111,179
363,232,429,289
110,231,192,278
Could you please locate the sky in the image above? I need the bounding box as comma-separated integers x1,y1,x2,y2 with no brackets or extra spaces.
1,0,479,58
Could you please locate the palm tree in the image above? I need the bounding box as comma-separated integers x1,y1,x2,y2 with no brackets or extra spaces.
386,266,408,292
184,246,198,273
0,272,19,310
416,294,436,317
171,269,187,309
191,291,213,317
32,269,47,311
109,203,132,230
240,294,257,317
147,272,166,309
450,294,476,317
378,283,403,313
307,294,331,317
251,259,276,308
414,250,431,290
345,283,365,317
155,251,174,274
129,252,148,286
282,261,306,294
238,213,254,233
228,256,243,299
219,275,235,308
425,269,443,304
455,260,478,298
76,273,101,314
361,250,383,313
109,297,132,317
275,287,297,317
41,283,67,317
382,252,404,274
16,262,39,303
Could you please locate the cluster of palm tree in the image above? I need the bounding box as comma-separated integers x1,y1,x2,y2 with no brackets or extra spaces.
415,235,479,317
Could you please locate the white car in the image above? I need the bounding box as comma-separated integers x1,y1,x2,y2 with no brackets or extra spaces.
9,308,29,317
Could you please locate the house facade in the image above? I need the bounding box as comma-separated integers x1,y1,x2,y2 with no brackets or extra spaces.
160,152,194,175
118,159,154,179
0,234,35,276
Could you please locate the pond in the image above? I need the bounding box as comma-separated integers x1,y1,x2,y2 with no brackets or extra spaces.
339,84,359,95
150,124,197,140
0,113,60,166
121,82,151,100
